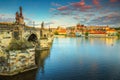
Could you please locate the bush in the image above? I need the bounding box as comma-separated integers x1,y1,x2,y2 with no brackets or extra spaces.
85,32,89,37
54,31,59,35
116,33,120,38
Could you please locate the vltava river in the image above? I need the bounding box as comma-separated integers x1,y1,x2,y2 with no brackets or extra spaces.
36,37,120,80
1,38,120,80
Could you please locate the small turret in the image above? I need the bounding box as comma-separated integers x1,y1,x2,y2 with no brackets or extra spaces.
41,21,44,29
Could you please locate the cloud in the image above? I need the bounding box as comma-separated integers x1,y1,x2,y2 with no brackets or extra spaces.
50,8,56,12
26,20,40,27
105,12,120,21
81,5,92,11
0,17,15,22
57,6,68,11
0,14,5,17
50,0,120,27
71,0,92,11
110,0,118,3
45,21,55,26
92,0,102,9
24,17,38,26
0,14,39,26
24,17,32,21
93,0,99,5
60,11,71,15
51,2,61,7
71,0,85,7
51,0,93,13
85,13,95,16
89,12,120,25
0,14,15,22
73,15,80,20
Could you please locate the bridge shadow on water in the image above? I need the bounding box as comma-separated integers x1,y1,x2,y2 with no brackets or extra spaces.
0,50,50,80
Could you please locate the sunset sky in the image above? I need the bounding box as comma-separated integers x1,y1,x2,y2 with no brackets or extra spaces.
0,0,120,27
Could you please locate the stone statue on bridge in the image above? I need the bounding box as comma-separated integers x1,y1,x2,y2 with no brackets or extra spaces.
15,6,25,25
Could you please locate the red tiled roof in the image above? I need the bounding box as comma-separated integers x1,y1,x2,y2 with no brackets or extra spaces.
58,29,66,33
89,31,106,34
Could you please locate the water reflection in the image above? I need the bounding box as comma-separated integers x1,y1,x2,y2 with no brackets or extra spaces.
36,37,120,80
1,38,120,80
37,50,50,74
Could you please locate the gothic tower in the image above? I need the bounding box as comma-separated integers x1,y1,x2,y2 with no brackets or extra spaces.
19,6,23,19
15,6,24,25
19,6,24,25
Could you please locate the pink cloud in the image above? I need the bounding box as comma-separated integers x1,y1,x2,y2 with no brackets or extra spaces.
110,0,118,3
82,5,92,9
93,0,99,5
57,6,68,11
80,5,92,12
71,0,92,11
71,0,85,7
92,0,102,9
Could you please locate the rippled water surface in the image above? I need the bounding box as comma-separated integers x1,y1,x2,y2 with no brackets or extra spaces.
1,38,120,80
36,38,120,80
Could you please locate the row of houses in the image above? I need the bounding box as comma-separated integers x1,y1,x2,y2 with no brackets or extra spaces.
54,24,117,37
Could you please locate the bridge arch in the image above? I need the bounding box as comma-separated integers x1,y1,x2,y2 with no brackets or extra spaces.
27,33,38,42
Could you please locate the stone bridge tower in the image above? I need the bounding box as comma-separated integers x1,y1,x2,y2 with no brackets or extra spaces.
15,6,25,25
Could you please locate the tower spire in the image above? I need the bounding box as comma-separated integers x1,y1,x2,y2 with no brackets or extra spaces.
41,21,44,29
19,6,23,19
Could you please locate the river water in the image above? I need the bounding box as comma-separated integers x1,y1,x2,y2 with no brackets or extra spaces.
1,37,120,80
36,37,120,80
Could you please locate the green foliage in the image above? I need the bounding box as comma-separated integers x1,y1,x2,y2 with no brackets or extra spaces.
6,39,34,50
85,32,89,37
54,31,59,35
116,33,120,38
114,27,120,30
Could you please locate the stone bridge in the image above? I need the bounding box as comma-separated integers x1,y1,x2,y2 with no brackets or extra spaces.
0,6,52,48
0,24,49,47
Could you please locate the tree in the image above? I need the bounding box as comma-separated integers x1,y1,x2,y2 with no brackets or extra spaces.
116,32,120,38
54,31,59,35
85,32,89,37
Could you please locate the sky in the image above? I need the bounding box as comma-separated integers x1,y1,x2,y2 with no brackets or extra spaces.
0,0,120,28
